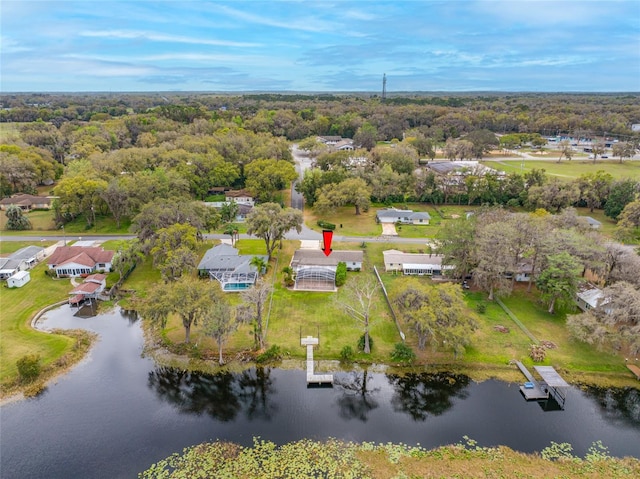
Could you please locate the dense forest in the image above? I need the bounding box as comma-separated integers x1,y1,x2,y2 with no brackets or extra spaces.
1,93,639,238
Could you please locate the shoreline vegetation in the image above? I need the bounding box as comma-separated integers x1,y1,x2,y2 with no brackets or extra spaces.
139,437,640,478
2,236,639,402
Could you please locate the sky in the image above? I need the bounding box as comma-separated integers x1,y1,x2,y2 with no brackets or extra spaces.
1,0,639,93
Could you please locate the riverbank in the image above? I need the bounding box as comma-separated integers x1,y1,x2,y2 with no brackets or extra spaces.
140,437,640,478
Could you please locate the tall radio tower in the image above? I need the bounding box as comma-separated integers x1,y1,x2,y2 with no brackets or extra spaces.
382,73,387,100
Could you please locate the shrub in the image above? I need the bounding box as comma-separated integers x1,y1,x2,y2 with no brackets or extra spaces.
16,354,41,382
335,262,347,286
476,302,487,314
339,346,354,362
317,220,336,230
390,343,416,363
529,344,546,362
357,334,374,352
256,345,282,363
23,381,46,398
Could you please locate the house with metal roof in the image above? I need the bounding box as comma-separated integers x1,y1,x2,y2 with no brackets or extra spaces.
382,249,452,276
197,244,267,292
376,208,431,225
580,216,602,229
9,245,45,268
0,257,28,280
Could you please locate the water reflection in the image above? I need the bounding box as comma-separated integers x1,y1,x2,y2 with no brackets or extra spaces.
582,385,640,425
334,370,379,422
120,308,140,325
148,367,241,421
387,372,470,420
147,366,278,422
237,367,278,421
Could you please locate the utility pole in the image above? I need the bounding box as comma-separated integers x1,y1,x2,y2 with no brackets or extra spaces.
382,73,387,100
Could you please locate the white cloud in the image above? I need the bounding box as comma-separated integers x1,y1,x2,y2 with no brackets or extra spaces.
215,4,335,33
79,30,261,48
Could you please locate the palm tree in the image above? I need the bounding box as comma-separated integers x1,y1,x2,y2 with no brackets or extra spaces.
223,223,239,246
250,256,268,276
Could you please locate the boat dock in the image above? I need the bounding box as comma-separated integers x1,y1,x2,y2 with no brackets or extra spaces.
301,336,333,386
515,361,549,400
627,364,640,380
515,361,569,408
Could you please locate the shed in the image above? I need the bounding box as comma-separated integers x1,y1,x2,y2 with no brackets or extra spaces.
8,270,30,288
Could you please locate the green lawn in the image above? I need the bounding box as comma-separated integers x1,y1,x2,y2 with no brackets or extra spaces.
0,240,55,255
305,206,381,236
500,290,626,374
485,159,640,180
0,263,76,390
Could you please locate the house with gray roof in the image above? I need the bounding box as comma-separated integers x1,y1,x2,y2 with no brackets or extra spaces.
0,257,28,280
290,249,363,291
198,244,268,292
376,208,431,225
580,216,602,229
575,283,609,312
9,245,45,268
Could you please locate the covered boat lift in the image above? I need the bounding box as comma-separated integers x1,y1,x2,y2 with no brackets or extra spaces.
515,362,570,409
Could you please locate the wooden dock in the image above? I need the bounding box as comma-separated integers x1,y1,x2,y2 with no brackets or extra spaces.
301,336,333,386
515,361,549,400
627,364,640,380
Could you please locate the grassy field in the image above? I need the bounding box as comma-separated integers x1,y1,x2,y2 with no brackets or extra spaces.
0,262,78,392
305,206,382,236
485,158,640,180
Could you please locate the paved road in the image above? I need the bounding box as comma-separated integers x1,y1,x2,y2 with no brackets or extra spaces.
1,231,430,244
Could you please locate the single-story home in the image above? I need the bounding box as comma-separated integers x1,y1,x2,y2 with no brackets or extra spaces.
204,201,253,222
317,136,343,145
575,284,610,312
225,190,255,206
290,249,364,291
0,257,28,280
198,244,268,292
9,245,45,268
0,193,56,210
580,216,602,229
69,274,107,306
8,270,30,288
47,246,114,278
383,250,452,276
335,139,355,151
376,208,431,225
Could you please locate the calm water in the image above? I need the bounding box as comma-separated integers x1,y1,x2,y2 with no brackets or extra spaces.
1,307,639,479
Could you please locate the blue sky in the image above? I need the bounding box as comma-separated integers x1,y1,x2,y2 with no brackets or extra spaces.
1,0,639,92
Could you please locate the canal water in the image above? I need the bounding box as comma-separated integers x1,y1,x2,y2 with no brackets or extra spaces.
1,307,639,478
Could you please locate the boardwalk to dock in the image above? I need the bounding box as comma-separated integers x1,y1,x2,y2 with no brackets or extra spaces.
301,336,333,386
627,364,640,380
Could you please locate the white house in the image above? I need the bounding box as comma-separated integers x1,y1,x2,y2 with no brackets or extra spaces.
47,246,114,278
580,216,602,229
576,284,609,312
225,189,255,206
383,249,452,276
376,208,431,225
8,270,30,288
0,257,28,280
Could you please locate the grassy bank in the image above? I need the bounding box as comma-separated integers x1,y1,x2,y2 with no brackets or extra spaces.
140,438,640,478
0,262,94,397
